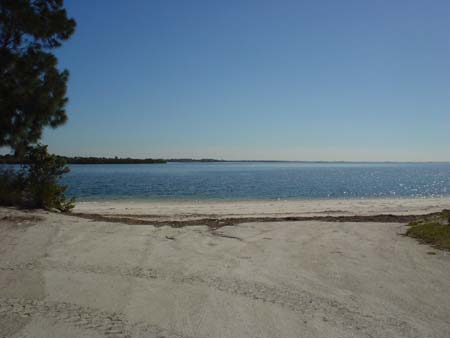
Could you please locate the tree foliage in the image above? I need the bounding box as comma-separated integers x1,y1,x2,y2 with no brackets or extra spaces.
0,0,76,153
0,1,75,211
23,144,74,210
0,144,74,211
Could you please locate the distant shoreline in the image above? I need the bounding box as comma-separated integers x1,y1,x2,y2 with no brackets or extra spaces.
0,155,166,165
1,154,449,165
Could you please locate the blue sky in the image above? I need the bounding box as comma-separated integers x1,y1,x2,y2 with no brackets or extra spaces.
42,0,450,161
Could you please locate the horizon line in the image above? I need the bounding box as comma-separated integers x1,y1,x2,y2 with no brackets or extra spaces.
49,156,450,164
2,153,450,164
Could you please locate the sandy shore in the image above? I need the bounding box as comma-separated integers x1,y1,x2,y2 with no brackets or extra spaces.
75,196,450,219
1,198,450,337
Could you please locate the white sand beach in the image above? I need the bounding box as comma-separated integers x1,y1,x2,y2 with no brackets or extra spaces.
3,0,450,337
1,198,450,338
75,196,450,219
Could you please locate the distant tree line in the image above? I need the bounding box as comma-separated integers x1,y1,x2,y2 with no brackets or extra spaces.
166,158,225,162
0,154,166,164
64,157,166,164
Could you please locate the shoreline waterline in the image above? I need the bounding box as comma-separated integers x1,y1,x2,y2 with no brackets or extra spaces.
73,196,450,218
73,194,450,203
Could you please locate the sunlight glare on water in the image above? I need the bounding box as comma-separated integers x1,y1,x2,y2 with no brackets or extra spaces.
61,162,450,201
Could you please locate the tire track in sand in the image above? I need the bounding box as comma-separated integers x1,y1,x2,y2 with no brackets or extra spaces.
0,261,419,338
0,297,185,338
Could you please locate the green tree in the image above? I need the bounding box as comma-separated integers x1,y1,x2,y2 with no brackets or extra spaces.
0,0,76,154
22,144,74,211
0,144,74,211
0,0,75,211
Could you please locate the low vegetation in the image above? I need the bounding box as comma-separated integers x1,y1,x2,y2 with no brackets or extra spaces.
63,157,166,164
406,210,450,251
0,155,166,165
0,145,74,212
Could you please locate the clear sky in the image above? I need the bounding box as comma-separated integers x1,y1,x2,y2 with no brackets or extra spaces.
42,0,450,161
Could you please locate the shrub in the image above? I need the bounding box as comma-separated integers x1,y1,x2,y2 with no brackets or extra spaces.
0,169,25,206
0,145,74,212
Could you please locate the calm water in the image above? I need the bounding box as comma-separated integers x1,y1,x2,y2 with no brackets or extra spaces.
59,162,450,201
